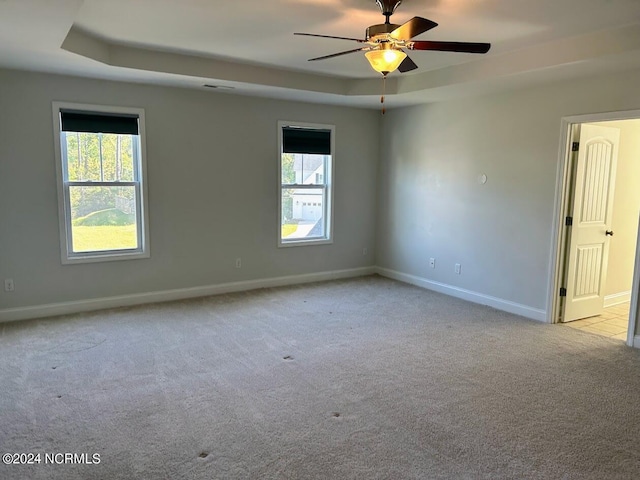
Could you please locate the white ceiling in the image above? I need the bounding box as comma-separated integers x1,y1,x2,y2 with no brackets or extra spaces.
1,0,640,109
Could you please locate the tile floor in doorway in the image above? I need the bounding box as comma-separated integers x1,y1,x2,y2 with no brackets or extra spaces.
563,302,630,341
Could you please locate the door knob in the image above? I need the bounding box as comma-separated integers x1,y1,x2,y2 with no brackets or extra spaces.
606,230,614,236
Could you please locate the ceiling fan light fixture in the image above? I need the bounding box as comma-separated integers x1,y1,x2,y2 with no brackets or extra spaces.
365,48,407,74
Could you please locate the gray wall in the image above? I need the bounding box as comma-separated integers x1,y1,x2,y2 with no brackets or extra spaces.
0,69,380,310
3,64,640,335
377,68,640,317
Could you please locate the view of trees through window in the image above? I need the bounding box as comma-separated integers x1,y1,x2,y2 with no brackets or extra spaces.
63,132,139,252
281,152,327,240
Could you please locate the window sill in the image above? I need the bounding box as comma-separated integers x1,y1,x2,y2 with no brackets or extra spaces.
278,238,333,248
62,250,150,265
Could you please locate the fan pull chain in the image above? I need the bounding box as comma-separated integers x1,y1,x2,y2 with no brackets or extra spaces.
380,73,386,115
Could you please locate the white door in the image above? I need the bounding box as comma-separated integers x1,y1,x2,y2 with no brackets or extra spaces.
563,124,620,322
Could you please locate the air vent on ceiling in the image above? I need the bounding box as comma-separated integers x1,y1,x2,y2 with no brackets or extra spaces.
203,84,235,91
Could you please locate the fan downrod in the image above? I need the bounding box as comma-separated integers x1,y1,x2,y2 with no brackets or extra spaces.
369,0,402,38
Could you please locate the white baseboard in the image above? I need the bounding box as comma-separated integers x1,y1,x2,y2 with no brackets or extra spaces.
604,291,632,308
376,267,547,322
0,266,376,323
4,264,633,346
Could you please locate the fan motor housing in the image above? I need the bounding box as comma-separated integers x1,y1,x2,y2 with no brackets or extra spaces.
366,23,400,40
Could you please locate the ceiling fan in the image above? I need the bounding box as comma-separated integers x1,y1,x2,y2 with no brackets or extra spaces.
294,0,491,76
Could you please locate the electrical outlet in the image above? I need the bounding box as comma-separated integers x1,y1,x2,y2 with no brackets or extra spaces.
429,258,435,269
235,258,242,268
4,278,15,292
455,263,461,274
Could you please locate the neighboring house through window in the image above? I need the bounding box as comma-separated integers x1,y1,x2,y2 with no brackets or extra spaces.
278,122,334,246
52,102,150,263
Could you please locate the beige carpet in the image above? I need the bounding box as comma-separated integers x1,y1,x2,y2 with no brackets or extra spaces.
1,275,639,479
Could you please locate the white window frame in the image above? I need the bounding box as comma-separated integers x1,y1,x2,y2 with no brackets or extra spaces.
278,121,334,247
52,102,150,264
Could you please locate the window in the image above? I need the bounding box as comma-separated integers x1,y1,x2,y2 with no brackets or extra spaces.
52,102,150,263
278,122,334,246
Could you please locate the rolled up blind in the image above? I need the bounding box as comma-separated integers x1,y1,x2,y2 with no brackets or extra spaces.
61,110,139,135
282,127,331,155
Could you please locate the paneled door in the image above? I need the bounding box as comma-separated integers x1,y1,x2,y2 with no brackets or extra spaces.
564,124,620,322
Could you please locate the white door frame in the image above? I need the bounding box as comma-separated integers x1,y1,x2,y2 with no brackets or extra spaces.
549,109,640,348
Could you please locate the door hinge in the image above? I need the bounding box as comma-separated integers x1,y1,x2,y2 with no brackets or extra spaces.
559,287,567,297
572,142,579,152
565,216,573,226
